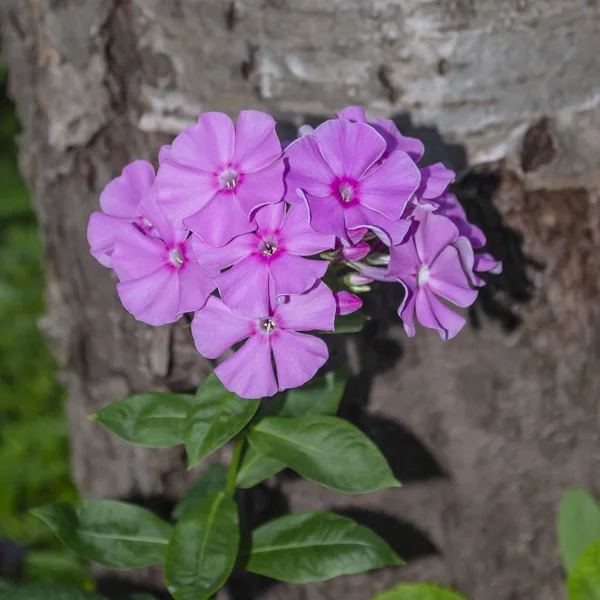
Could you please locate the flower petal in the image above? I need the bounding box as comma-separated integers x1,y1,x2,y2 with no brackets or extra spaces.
398,278,417,337
192,232,256,273
388,229,420,279
313,119,385,180
369,119,425,162
359,150,421,221
233,110,282,173
254,200,287,235
414,209,459,265
117,267,180,326
475,252,503,275
216,254,271,317
334,291,363,315
269,253,329,298
429,246,478,308
112,225,167,282
171,113,235,171
284,135,336,201
279,203,335,255
271,330,328,392
191,296,254,359
274,280,335,332
184,194,256,248
100,160,155,218
415,286,466,341
87,212,131,267
215,334,278,399
336,106,367,122
303,191,347,240
235,160,285,218
158,144,171,163
439,193,486,248
156,159,217,222
345,204,411,246
418,163,455,200
177,254,217,314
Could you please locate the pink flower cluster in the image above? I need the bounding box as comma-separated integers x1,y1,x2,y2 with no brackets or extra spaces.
88,107,500,398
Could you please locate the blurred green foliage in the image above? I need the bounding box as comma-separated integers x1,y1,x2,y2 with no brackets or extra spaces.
0,54,87,586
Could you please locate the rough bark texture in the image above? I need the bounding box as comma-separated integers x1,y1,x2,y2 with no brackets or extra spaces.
2,1,600,599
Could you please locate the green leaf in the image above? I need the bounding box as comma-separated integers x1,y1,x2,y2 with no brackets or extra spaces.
319,312,368,334
164,492,239,600
374,583,469,600
31,501,172,570
172,464,228,520
559,490,600,573
248,416,400,494
567,538,600,600
245,512,402,583
88,393,196,448
279,365,348,418
129,595,158,600
0,584,106,600
236,446,285,489
185,373,260,468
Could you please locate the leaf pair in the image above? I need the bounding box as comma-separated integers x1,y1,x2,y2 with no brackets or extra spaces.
89,374,259,469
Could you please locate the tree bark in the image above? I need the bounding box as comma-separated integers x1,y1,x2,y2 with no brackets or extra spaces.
2,1,600,599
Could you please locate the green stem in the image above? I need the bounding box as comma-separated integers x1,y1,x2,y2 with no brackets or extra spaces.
226,434,246,495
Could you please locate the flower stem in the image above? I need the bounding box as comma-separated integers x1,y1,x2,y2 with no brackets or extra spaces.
226,434,246,495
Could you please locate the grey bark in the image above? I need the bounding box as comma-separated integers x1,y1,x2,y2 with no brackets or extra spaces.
2,1,600,599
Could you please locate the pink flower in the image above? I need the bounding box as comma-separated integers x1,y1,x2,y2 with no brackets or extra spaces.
336,106,424,163
285,119,420,245
156,110,284,247
87,160,156,267
193,203,334,317
192,282,335,398
111,192,215,326
388,209,478,340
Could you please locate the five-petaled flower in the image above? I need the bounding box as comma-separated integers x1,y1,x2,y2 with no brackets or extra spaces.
111,192,215,326
156,110,284,247
193,202,334,317
192,282,335,398
285,119,420,246
387,209,478,340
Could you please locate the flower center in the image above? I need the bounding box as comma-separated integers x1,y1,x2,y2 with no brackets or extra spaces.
339,182,354,203
417,264,430,286
169,247,184,268
259,317,277,334
260,239,278,256
219,169,239,190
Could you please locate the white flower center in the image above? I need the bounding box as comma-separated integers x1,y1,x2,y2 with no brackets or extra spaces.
219,169,239,190
169,248,184,268
339,182,354,203
417,264,430,286
259,317,277,334
260,239,278,256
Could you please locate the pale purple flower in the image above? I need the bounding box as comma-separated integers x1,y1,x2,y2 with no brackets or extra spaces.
336,106,424,163
192,282,335,399
156,110,284,247
87,160,156,267
193,203,334,317
285,119,420,245
388,209,478,340
334,291,362,315
111,192,215,326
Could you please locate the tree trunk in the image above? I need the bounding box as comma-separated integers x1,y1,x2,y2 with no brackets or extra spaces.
2,1,600,599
